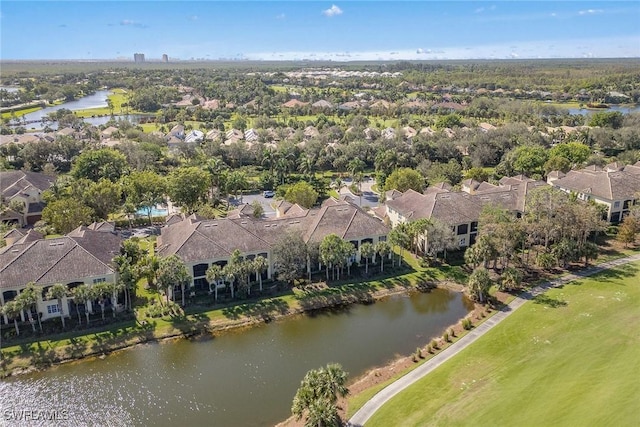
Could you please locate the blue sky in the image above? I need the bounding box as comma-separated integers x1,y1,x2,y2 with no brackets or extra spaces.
1,1,639,60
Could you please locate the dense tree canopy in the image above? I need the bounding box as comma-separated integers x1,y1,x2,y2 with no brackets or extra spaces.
284,181,319,209
383,168,425,193
42,198,94,233
71,148,128,182
167,167,210,214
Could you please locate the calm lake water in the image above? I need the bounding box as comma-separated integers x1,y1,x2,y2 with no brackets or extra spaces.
567,105,640,115
11,90,146,131
0,289,472,427
19,90,113,123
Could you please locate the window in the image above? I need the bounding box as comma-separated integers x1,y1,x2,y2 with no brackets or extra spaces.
192,263,208,278
193,278,208,291
379,236,387,242
614,201,620,208
457,224,468,235
47,304,59,314
92,278,106,284
459,237,466,246
470,222,478,233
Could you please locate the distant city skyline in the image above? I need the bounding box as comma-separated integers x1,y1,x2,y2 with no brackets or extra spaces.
1,1,639,61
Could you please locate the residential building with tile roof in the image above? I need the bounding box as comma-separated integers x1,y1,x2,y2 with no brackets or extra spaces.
0,170,56,226
0,226,122,323
156,199,389,294
384,176,547,247
548,165,640,222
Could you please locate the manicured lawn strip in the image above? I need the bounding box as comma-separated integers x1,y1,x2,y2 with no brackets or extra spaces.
365,261,640,427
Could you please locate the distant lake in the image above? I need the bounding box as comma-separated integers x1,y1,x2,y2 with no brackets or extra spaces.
0,86,20,93
18,90,112,124
567,105,640,116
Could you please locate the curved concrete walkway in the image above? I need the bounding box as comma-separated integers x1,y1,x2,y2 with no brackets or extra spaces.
348,253,640,427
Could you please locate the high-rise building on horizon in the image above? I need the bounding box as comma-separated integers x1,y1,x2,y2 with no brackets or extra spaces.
162,54,169,63
133,53,145,63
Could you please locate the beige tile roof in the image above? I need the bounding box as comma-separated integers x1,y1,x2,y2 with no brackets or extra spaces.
0,228,121,289
387,176,547,224
623,161,640,175
553,168,640,201
158,200,389,262
282,99,308,108
1,170,55,199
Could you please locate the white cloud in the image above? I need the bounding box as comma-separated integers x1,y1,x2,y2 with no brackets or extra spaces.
550,12,557,17
276,13,286,20
579,9,604,15
244,35,640,61
188,15,198,21
475,7,485,14
322,5,343,17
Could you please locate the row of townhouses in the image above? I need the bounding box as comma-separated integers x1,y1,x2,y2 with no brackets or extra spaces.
1,161,639,325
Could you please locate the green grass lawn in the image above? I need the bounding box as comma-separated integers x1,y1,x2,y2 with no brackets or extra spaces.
1,106,43,119
365,261,640,427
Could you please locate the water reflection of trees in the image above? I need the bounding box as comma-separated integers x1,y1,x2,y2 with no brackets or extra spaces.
409,288,459,314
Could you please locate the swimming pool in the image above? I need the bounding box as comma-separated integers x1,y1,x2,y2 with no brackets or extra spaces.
135,207,168,217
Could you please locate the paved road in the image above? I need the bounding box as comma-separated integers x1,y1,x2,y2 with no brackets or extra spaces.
339,177,379,208
347,253,640,427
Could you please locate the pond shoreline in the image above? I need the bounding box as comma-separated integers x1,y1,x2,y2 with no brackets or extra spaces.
0,277,468,379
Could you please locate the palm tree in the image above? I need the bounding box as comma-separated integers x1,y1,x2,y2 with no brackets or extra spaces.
348,158,366,202
292,363,349,427
321,363,349,403
260,148,275,173
253,256,269,292
71,286,85,325
206,264,223,301
46,283,68,329
206,157,228,203
138,254,160,289
226,170,249,205
157,255,191,305
320,234,342,281
72,284,94,325
2,301,22,337
375,241,391,273
467,268,492,303
298,154,316,181
17,283,40,332
112,282,125,318
94,282,115,321
222,264,238,299
360,242,375,274
388,226,410,267
499,267,522,291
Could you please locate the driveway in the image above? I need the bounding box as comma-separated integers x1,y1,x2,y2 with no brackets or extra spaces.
339,177,379,209
229,193,276,216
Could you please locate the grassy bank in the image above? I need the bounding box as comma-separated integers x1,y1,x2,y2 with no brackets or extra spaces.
1,105,43,119
363,261,640,427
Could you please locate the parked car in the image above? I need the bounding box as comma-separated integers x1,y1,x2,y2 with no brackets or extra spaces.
263,190,276,198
